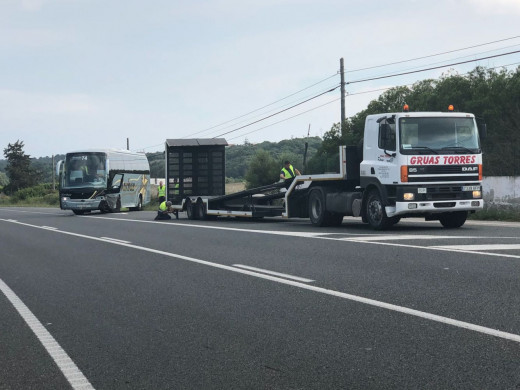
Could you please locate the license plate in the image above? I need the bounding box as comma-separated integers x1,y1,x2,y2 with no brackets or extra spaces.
462,186,480,191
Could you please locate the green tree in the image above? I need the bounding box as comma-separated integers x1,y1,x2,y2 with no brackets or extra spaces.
244,149,279,189
0,171,8,187
3,140,37,194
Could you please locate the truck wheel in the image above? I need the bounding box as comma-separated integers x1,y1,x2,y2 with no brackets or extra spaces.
365,190,391,230
309,189,328,226
439,211,467,228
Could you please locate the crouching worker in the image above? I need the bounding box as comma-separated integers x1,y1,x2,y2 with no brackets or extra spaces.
154,200,178,220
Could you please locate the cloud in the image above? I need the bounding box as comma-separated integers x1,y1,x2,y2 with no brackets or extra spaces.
466,0,520,14
0,89,99,118
0,27,73,48
20,0,47,11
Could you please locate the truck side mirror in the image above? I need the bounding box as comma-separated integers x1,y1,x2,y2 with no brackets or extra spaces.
56,160,63,176
380,123,390,141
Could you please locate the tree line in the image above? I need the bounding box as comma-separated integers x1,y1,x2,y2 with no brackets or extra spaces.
307,66,520,176
2,65,519,195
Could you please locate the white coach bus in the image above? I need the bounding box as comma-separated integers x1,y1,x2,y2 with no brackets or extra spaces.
56,149,151,215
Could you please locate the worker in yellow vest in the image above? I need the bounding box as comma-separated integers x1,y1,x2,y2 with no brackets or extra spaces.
155,200,173,220
158,180,166,203
280,160,301,181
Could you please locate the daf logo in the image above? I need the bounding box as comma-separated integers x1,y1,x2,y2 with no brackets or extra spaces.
462,167,478,172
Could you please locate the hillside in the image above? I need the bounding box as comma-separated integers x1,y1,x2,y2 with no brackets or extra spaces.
0,138,322,182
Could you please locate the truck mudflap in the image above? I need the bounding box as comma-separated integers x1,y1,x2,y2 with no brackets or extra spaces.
387,199,484,217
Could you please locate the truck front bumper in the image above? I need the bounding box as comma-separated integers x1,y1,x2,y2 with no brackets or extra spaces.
387,199,483,217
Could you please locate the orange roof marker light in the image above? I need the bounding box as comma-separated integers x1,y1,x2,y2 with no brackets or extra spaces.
448,104,454,111
403,104,409,112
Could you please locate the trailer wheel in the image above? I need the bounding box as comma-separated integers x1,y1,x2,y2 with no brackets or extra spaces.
439,211,467,228
309,189,328,227
186,201,197,220
196,201,206,220
365,189,391,230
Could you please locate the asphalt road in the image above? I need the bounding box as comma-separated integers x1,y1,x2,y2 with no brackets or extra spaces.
1,207,519,389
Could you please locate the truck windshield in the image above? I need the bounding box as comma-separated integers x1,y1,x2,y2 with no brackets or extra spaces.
64,153,107,188
399,117,480,154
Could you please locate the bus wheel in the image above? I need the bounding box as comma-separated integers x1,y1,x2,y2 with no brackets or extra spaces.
365,189,391,230
131,196,143,211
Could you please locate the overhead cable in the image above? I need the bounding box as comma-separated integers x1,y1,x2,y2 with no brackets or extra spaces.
347,50,520,84
182,73,338,139
212,85,340,138
347,35,520,73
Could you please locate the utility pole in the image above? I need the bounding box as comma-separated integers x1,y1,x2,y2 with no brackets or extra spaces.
340,58,346,137
52,155,55,190
127,138,129,150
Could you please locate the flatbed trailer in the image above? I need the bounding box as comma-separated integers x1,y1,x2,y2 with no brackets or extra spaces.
174,145,357,224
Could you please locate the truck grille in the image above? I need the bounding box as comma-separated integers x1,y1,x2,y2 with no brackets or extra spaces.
407,165,479,182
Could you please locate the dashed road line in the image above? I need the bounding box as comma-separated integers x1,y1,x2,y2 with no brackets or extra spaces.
2,218,520,344
431,244,520,251
232,264,315,283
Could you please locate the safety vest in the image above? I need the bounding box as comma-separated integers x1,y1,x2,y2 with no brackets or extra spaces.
281,165,296,179
158,185,166,197
159,201,168,212
173,183,179,195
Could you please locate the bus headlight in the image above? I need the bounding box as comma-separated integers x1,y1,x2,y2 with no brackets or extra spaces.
403,193,415,201
473,190,481,198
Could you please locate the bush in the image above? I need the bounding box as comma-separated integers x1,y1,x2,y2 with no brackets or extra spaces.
42,193,59,206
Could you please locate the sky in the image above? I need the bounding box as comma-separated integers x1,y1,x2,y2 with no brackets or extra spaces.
1,0,519,158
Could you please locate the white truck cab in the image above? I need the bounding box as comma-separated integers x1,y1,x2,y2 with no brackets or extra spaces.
360,110,483,228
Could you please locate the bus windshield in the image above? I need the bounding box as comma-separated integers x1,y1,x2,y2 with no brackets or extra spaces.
64,152,107,188
399,117,480,154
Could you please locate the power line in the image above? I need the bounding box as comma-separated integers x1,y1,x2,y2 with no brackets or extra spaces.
212,85,341,138
181,73,339,139
346,50,520,85
346,35,520,73
228,97,341,141
183,83,340,138
227,61,520,142
357,43,520,81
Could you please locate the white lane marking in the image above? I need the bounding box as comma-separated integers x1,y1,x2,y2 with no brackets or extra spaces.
3,207,520,229
431,244,520,251
79,215,520,260
0,277,95,390
41,226,58,230
3,213,520,260
232,264,315,283
2,218,520,344
346,234,465,241
100,237,131,244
